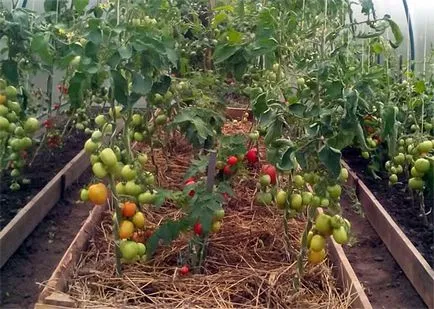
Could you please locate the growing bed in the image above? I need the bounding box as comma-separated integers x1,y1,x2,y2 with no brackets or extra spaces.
36,119,370,308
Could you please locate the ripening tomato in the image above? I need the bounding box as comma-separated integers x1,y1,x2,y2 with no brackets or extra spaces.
180,265,189,275
211,221,222,233
259,174,271,187
308,249,326,264
193,222,203,235
290,193,303,211
261,164,277,184
88,183,108,205
275,190,288,209
310,235,326,252
132,211,146,229
214,209,225,221
119,220,135,239
122,201,137,217
227,155,238,166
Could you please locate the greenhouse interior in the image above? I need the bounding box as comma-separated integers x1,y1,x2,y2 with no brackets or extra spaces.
0,0,433,308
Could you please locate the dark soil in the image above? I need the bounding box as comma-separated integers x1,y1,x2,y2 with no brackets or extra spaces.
341,196,426,309
343,148,434,267
0,170,92,309
0,128,87,230
224,92,250,108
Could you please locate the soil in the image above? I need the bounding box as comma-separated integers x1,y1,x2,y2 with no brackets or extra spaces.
0,128,87,230
223,92,250,108
0,170,93,309
343,148,434,267
340,196,426,309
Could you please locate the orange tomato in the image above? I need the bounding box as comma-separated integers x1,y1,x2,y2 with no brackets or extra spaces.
119,220,134,239
88,183,108,205
122,201,137,217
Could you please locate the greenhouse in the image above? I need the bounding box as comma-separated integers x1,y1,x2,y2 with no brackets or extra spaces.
0,0,433,308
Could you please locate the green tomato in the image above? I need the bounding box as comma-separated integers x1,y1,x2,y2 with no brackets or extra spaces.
408,177,424,190
410,167,423,177
120,240,139,260
256,192,273,205
7,101,21,114
80,189,89,201
137,153,148,166
410,124,419,132
131,114,142,126
100,148,118,167
92,162,108,178
393,153,405,165
0,105,8,116
155,114,168,126
339,168,349,182
0,116,10,130
414,158,430,173
332,226,349,244
320,198,330,208
138,191,155,204
327,184,342,199
121,165,137,181
301,191,313,205
330,215,344,229
125,181,143,196
95,115,107,127
109,106,123,119
248,130,260,141
144,172,155,186
5,85,17,98
21,137,32,149
417,141,433,153
293,175,305,188
275,190,288,209
290,193,303,211
361,151,370,159
84,139,99,154
115,182,126,195
389,174,398,184
10,182,21,191
405,138,414,146
296,77,305,87
134,132,144,142
311,196,321,207
10,168,20,177
90,154,100,165
14,126,24,136
91,130,103,142
23,117,39,133
259,174,271,187
315,214,332,235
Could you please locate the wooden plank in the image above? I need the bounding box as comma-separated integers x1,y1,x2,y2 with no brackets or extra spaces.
0,148,90,268
342,161,434,308
317,208,373,309
225,107,252,120
62,150,88,188
0,174,62,268
38,203,107,306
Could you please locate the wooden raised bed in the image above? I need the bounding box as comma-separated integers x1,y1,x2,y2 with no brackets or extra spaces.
0,149,89,268
342,161,434,309
36,109,372,309
0,121,124,268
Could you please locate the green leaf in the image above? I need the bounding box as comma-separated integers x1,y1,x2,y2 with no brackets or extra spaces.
87,29,102,45
318,145,342,178
185,155,209,179
118,45,132,60
371,41,384,54
85,41,98,60
414,80,426,94
111,70,128,105
132,72,152,96
165,47,178,67
382,105,397,155
1,60,18,85
252,93,267,117
151,75,171,95
73,0,88,12
288,103,305,117
227,29,243,44
385,17,403,48
213,44,240,64
69,72,88,109
327,130,355,150
276,147,294,171
153,189,173,207
30,34,53,64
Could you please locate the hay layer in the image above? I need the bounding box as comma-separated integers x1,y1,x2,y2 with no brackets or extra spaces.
66,123,354,308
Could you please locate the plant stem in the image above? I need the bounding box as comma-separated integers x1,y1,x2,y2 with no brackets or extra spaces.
109,175,123,276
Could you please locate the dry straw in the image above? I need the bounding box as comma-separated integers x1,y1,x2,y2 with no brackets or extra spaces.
66,123,355,308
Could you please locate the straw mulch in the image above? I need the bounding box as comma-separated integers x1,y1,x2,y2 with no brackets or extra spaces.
66,122,355,308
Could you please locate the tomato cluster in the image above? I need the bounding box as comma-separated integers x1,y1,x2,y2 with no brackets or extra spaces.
0,79,39,190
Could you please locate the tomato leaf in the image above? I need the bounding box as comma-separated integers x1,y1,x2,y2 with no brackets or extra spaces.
184,155,209,180
111,70,128,106
132,72,152,96
318,145,342,178
1,60,18,86
69,72,88,109
385,17,403,49
73,0,88,13
213,44,241,65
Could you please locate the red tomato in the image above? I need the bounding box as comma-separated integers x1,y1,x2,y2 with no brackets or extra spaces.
227,156,238,166
223,165,233,175
180,265,189,275
193,222,202,235
246,148,258,164
184,177,195,184
261,164,277,184
185,180,195,197
53,103,60,110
